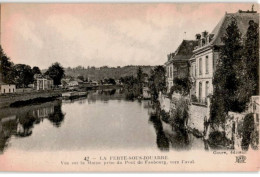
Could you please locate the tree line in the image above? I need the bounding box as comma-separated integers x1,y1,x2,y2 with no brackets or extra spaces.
120,66,166,101
0,46,65,88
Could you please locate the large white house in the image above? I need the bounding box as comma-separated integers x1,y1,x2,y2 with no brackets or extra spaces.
191,10,259,105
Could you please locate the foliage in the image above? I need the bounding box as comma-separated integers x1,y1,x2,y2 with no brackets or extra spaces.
148,66,166,103
0,46,15,84
65,65,153,81
169,97,189,129
121,76,138,100
77,75,85,81
210,19,243,125
237,20,259,107
32,66,41,75
45,62,65,85
241,113,255,151
169,77,191,96
207,131,231,149
13,64,34,87
104,78,116,85
137,67,144,95
211,19,260,126
120,67,146,100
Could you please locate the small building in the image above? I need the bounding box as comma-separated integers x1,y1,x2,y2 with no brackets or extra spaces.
165,40,198,92
0,81,16,94
34,75,53,91
68,80,79,87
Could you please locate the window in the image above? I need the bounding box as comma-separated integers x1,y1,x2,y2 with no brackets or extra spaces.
195,64,197,77
199,58,202,75
13,88,15,92
205,81,209,97
171,66,173,78
205,56,209,74
199,82,202,101
9,89,11,93
3,89,5,93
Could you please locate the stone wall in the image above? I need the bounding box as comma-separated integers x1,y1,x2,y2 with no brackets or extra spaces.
188,104,209,134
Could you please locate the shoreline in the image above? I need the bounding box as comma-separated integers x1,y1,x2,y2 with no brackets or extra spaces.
0,84,123,108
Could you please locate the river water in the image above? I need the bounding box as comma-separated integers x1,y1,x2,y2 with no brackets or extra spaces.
0,89,206,155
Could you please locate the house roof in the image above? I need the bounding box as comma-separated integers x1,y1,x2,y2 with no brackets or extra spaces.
194,11,259,52
165,40,198,65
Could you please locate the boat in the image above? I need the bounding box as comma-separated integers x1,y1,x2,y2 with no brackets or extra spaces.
62,91,88,100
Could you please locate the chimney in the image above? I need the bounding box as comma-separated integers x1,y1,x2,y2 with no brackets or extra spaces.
209,34,214,43
195,33,201,40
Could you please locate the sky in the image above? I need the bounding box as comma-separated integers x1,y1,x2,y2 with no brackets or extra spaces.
1,3,256,69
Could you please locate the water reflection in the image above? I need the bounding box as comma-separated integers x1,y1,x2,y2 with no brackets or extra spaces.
87,89,124,103
0,100,65,153
149,114,169,151
2,89,251,154
146,103,206,151
48,104,65,127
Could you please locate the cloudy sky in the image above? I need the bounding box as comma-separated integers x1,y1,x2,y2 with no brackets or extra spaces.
1,3,255,69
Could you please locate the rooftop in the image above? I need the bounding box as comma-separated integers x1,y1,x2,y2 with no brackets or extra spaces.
166,40,198,65
194,10,259,52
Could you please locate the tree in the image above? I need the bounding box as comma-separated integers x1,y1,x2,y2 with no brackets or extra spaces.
45,62,65,86
170,77,191,96
210,19,243,125
137,67,144,94
32,66,41,75
148,66,166,103
237,20,259,107
77,75,85,81
14,64,34,87
108,78,116,85
0,46,15,84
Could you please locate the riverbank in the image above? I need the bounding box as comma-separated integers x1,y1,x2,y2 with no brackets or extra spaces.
84,84,123,91
0,90,63,108
0,85,124,108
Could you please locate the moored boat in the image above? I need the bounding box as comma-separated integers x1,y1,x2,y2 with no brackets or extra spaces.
62,91,88,99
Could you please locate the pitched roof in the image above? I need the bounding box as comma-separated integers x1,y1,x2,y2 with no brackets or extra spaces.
167,40,198,64
195,11,259,52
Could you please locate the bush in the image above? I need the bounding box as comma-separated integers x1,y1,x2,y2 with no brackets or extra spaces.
170,77,191,96
207,131,233,149
241,113,255,150
169,97,189,129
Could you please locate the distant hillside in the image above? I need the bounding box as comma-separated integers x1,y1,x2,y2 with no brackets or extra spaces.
64,65,156,81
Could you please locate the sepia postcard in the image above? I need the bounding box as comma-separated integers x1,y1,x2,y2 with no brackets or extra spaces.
0,2,259,172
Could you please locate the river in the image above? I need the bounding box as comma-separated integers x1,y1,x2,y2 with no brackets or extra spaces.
0,89,206,155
